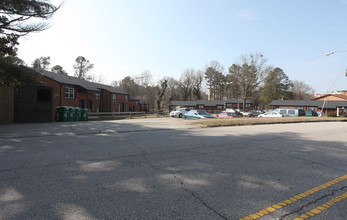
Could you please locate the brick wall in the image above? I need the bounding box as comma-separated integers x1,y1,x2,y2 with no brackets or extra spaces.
101,90,111,112
130,100,141,112
39,75,62,110
40,75,132,113
40,75,101,112
60,85,80,107
101,90,130,112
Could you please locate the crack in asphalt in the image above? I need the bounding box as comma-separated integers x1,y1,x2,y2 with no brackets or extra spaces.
136,145,228,220
278,185,347,219
267,147,347,173
173,175,228,220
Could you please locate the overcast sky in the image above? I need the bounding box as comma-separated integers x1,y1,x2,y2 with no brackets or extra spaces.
17,0,347,94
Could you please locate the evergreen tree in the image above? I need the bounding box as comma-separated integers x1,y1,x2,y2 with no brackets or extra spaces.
260,67,292,106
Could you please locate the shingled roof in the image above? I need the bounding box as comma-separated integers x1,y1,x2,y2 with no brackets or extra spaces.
93,82,128,95
39,70,128,95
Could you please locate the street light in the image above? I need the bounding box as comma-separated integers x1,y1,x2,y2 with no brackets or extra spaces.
325,50,347,77
325,50,347,56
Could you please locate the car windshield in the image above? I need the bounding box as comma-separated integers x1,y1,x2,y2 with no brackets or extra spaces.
197,110,210,115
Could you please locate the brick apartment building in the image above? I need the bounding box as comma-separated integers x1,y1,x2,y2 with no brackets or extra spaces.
38,70,147,113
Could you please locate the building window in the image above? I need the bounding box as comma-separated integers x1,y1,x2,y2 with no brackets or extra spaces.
112,94,117,102
245,104,251,108
198,105,204,109
65,87,75,99
95,93,100,99
136,101,138,105
226,103,232,108
217,105,223,109
125,96,128,102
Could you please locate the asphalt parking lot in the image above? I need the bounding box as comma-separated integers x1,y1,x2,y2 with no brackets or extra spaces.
0,118,346,219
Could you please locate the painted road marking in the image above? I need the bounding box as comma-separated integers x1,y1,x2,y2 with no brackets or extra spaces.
240,174,347,220
294,191,347,219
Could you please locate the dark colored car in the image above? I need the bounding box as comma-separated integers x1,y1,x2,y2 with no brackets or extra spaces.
305,110,318,117
248,110,265,117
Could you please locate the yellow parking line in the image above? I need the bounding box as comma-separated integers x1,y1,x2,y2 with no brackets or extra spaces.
240,174,347,220
293,191,347,219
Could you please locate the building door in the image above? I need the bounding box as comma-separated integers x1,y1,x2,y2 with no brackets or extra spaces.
88,100,92,111
79,100,85,108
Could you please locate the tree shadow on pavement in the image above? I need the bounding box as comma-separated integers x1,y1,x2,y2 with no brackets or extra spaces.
0,120,346,219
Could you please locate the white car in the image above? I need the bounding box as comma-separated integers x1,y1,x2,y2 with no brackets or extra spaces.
258,111,284,118
170,108,192,118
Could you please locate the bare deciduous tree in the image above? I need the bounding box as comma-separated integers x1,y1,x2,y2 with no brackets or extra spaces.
228,53,269,110
192,69,204,100
291,80,315,100
179,68,194,101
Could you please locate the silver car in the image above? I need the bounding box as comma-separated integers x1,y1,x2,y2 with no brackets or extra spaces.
170,108,192,118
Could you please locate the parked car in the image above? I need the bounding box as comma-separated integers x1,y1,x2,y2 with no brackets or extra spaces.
274,108,306,117
305,110,318,117
239,111,250,117
248,110,264,117
258,111,284,118
216,112,242,118
170,108,191,118
184,110,215,119
225,108,243,116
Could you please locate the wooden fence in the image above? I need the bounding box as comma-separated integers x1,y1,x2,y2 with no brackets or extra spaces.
0,86,14,123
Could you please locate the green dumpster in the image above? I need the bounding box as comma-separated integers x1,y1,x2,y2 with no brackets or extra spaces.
68,107,76,121
81,108,89,121
74,107,82,121
56,106,69,122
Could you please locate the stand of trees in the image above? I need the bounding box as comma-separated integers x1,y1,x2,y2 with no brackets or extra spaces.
0,0,61,86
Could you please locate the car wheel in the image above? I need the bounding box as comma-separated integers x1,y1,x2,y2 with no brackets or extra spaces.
179,113,183,118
